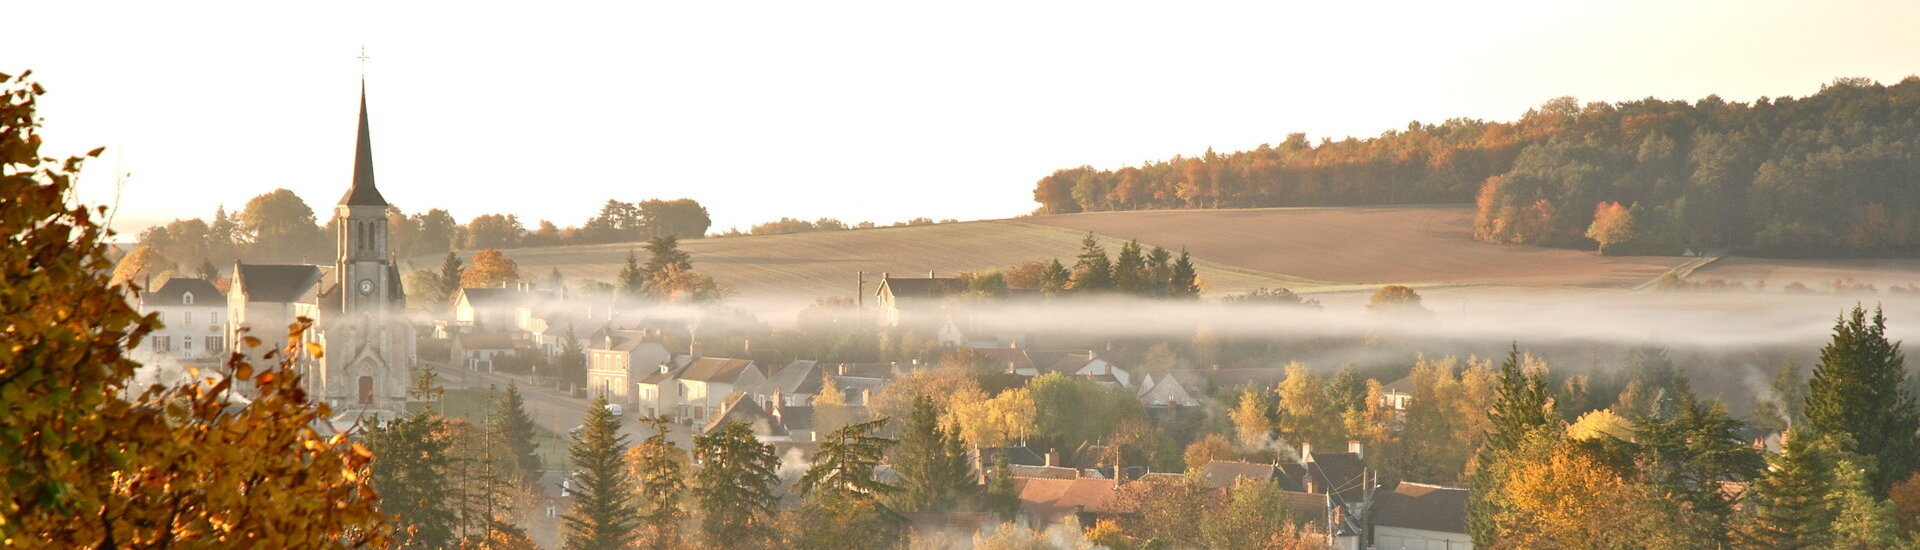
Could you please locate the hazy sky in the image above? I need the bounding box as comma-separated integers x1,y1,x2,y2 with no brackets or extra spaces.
6,1,1917,235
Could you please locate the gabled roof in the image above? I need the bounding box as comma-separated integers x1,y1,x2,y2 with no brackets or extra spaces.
235,264,325,304
1010,465,1079,479
339,82,386,207
877,276,965,300
758,360,821,395
703,392,784,437
638,361,687,386
1372,482,1470,534
679,357,757,384
143,277,223,307
974,446,1048,467
968,346,1034,372
1382,375,1416,395
772,406,813,432
1304,452,1370,506
1199,460,1283,490
1012,477,1132,522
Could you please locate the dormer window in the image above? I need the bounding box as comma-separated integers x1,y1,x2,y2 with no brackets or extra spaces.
182,292,193,305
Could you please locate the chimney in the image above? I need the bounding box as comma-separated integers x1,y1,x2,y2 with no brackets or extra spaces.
928,270,935,278
1046,448,1060,467
771,389,784,408
743,338,751,357
1300,442,1314,464
1305,476,1317,494
1348,440,1364,459
660,362,671,374
838,364,848,376
690,340,703,358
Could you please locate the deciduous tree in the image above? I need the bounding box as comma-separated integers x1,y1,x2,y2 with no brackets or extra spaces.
462,248,521,289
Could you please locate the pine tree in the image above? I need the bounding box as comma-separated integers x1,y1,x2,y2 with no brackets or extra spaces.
1068,233,1113,292
797,418,904,549
618,248,646,298
642,235,693,283
1805,305,1920,495
562,394,639,550
691,422,781,548
1167,248,1199,298
892,396,973,513
1633,394,1766,546
1144,245,1173,297
1038,259,1069,296
490,381,543,486
1112,239,1147,295
559,324,587,391
366,373,459,549
985,449,1018,520
1746,433,1839,549
632,416,688,550
1467,345,1557,547
437,250,465,299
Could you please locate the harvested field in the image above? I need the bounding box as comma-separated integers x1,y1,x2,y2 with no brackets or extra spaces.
419,220,1318,303
1027,206,1688,288
1688,257,1920,292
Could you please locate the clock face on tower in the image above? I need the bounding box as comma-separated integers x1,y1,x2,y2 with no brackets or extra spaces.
358,279,374,296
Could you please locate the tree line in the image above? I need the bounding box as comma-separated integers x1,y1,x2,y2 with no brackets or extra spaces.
1034,76,1920,257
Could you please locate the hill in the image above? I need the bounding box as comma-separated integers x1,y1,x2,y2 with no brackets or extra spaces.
433,206,1713,303
430,219,1326,304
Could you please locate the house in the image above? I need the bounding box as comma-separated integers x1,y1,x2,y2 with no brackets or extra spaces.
1278,490,1364,550
1025,350,1134,388
452,331,518,371
584,329,670,401
452,285,553,334
677,357,766,422
967,346,1035,375
138,277,228,362
1011,476,1135,528
702,391,817,442
752,360,822,409
1135,371,1202,408
1382,375,1415,412
1370,482,1472,550
873,273,965,328
635,355,693,419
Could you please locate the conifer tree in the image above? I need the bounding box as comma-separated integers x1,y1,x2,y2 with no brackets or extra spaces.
632,416,687,550
1168,248,1200,298
1746,433,1839,548
1467,345,1557,547
892,396,973,513
562,394,639,550
366,380,458,549
490,381,543,486
797,418,904,549
691,421,781,548
1144,245,1173,297
437,250,465,298
642,234,693,285
984,449,1019,520
559,324,587,391
617,248,646,297
1805,305,1920,495
1632,394,1766,546
1112,239,1147,295
1038,259,1070,296
1069,233,1113,292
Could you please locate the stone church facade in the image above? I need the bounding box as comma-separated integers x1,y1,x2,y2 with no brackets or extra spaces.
227,83,414,411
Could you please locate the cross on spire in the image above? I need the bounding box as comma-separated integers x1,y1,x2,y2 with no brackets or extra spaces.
357,46,370,77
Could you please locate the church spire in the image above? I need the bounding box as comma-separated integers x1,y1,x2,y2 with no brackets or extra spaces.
339,80,386,206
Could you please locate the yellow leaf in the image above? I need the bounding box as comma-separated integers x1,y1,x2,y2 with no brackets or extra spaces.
306,341,324,358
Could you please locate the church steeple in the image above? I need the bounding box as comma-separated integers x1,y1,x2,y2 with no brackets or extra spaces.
339,81,386,207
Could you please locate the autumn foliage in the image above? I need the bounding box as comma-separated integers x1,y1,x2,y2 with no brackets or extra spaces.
0,71,387,546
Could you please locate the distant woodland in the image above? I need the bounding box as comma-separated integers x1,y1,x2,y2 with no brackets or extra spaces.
1033,77,1920,257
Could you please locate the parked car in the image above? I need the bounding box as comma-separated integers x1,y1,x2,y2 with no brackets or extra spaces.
606,403,624,418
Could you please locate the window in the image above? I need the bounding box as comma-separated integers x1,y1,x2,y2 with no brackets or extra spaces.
184,312,192,325
207,336,222,352
183,337,192,351
211,311,220,326
154,336,170,352
182,292,194,305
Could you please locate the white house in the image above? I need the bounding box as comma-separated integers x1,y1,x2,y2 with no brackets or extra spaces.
635,355,693,419
585,329,669,401
453,286,552,334
139,277,227,362
676,357,765,422
1370,482,1472,550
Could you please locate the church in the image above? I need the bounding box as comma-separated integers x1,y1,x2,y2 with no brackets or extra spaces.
227,82,415,411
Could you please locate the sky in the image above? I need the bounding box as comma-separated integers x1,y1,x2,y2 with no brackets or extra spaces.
5,1,1918,236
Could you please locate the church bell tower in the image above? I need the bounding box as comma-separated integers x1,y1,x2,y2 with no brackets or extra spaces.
336,82,392,314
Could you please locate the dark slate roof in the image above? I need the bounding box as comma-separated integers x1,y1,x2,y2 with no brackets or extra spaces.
638,361,687,385
702,393,783,437
339,83,386,207
1382,375,1416,394
1199,460,1282,490
679,357,757,384
969,346,1034,372
773,406,813,432
235,264,324,304
1010,465,1079,479
1372,482,1470,534
1306,452,1370,506
143,277,223,307
759,360,821,395
877,276,965,300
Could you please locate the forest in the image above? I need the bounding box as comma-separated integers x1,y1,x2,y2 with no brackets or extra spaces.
1032,77,1920,257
